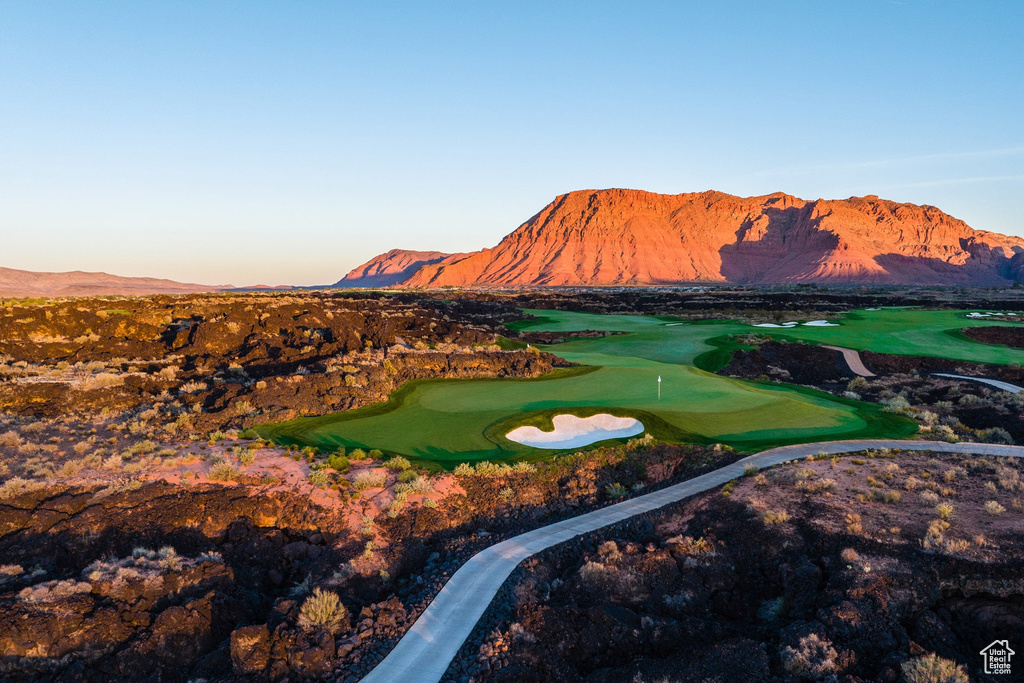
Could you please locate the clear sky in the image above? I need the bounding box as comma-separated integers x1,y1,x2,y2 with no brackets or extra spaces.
1,1,1021,286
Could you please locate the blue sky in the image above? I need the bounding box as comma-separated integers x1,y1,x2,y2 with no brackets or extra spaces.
1,1,1021,285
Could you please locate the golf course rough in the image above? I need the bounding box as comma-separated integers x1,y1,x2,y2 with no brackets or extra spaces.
258,308,1023,464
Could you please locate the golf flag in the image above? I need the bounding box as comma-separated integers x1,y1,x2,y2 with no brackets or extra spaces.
657,375,661,399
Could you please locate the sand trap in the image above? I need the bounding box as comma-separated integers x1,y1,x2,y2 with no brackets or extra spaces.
753,322,798,328
803,320,840,327
506,413,644,449
967,312,998,318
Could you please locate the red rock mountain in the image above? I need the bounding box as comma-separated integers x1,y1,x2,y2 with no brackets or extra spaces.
369,189,1024,287
334,249,468,288
0,267,230,298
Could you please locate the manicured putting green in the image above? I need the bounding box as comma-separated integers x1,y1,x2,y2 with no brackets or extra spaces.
265,307,1024,462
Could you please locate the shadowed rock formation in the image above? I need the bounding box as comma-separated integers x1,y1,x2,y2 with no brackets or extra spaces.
353,189,1024,287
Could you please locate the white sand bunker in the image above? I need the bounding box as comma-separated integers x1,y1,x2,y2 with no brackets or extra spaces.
753,322,798,328
506,413,644,449
803,320,840,327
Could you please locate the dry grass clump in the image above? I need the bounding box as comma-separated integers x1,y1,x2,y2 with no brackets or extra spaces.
18,579,91,603
984,500,1006,515
922,519,950,549
761,509,790,525
845,513,863,534
79,373,124,391
208,462,239,482
935,503,954,521
0,477,45,500
352,470,387,490
797,478,836,493
840,547,860,563
178,380,207,394
0,430,23,448
297,588,348,634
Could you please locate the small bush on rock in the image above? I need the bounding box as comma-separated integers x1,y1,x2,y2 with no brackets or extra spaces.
781,634,839,677
297,588,348,634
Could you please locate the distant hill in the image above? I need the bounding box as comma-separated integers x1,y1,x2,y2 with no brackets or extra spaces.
346,189,1024,288
0,267,230,298
334,249,468,288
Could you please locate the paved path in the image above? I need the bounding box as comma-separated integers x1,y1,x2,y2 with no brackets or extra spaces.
932,373,1024,394
358,439,1024,683
823,345,876,377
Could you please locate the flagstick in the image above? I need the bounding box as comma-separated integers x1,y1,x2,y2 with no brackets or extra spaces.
657,375,661,401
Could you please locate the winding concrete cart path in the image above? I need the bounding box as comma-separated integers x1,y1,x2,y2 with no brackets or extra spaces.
359,439,1024,683
932,373,1024,394
823,345,876,377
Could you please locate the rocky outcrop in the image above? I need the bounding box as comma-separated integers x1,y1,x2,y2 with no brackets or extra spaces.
370,189,1024,287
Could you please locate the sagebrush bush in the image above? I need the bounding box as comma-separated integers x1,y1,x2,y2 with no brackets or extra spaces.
900,653,968,683
208,462,238,482
781,634,839,677
384,456,411,471
297,588,348,634
984,500,1006,515
352,470,386,490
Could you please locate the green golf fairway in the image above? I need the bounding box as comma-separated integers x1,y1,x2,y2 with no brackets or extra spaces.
767,308,1024,365
259,306,1024,462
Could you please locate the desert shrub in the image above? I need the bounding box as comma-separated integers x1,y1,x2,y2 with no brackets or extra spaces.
882,396,911,413
743,464,760,477
577,561,646,604
179,380,207,393
348,448,367,461
920,490,940,504
473,461,502,476
936,503,954,521
605,483,628,499
943,466,966,483
326,454,350,472
384,456,411,471
397,469,418,483
19,579,91,603
0,477,44,500
845,513,863,534
943,538,971,554
234,400,256,416
0,430,23,448
368,449,383,459
761,509,790,525
499,486,514,500
977,427,1013,444
308,469,330,486
297,588,348,634
208,462,238,482
984,500,1006,515
238,450,256,466
847,377,868,392
840,548,860,563
453,463,474,477
352,470,386,490
80,372,124,391
781,634,839,677
900,653,968,683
